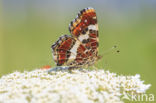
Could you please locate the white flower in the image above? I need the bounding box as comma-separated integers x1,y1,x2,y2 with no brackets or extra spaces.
0,67,151,103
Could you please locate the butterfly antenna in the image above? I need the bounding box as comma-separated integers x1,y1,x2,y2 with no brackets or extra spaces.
100,45,120,57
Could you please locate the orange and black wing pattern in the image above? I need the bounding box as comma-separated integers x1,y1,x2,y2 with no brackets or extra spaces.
69,7,99,65
52,7,99,68
51,35,76,66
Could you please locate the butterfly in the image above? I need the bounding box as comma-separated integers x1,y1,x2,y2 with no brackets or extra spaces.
51,7,101,69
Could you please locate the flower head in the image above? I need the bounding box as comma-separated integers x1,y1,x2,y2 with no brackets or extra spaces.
0,68,151,103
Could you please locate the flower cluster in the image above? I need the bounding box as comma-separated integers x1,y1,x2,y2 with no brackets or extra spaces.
0,68,151,103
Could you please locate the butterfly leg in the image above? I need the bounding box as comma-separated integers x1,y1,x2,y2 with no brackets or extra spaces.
47,66,71,73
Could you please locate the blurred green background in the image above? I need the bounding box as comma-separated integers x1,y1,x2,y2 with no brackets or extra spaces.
1,0,156,99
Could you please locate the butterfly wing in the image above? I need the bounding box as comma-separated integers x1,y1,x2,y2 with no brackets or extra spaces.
52,7,99,68
51,35,76,66
69,7,99,66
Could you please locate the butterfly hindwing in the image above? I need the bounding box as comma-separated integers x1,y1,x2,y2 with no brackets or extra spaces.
51,35,76,66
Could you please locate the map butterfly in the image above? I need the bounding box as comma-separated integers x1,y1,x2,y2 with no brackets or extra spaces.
51,7,101,69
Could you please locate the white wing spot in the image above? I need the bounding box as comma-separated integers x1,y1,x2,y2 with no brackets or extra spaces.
68,41,80,60
78,31,89,42
93,17,96,19
88,24,98,31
